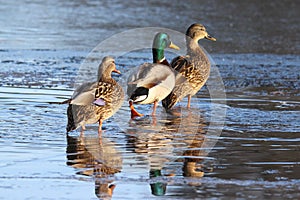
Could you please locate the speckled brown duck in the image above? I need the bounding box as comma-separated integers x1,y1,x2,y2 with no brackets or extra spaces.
67,56,124,134
162,23,216,109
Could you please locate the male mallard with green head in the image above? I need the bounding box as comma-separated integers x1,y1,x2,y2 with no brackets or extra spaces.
128,32,180,118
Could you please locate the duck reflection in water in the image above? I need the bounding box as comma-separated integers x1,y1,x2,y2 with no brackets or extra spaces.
126,129,172,196
127,106,211,195
66,134,122,199
166,108,208,182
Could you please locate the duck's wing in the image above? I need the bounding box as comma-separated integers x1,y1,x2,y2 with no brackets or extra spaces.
70,82,98,105
171,56,189,72
129,75,168,89
128,63,173,88
94,81,124,105
93,80,124,121
171,55,195,77
93,82,114,106
162,56,195,110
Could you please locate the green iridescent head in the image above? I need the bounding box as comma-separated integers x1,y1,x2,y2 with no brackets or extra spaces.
152,32,180,63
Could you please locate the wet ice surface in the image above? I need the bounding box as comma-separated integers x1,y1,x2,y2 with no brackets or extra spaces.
0,50,299,199
1,1,299,198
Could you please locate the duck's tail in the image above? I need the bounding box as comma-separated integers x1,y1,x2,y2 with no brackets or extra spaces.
66,104,76,133
49,98,72,105
162,91,178,110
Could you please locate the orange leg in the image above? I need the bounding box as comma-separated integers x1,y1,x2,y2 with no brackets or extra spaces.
151,101,158,116
80,125,86,135
129,101,144,118
98,119,103,135
152,115,157,126
187,95,191,108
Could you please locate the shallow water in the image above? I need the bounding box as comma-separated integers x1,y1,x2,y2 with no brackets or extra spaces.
1,0,300,199
0,49,299,199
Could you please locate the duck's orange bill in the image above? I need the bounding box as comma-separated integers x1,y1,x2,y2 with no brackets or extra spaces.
112,68,121,74
129,101,144,118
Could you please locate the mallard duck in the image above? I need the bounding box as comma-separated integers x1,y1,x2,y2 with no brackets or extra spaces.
67,56,124,134
162,23,216,109
128,32,180,118
152,32,180,66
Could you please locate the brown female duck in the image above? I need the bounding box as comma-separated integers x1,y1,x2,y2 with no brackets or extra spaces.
162,23,216,109
67,56,124,134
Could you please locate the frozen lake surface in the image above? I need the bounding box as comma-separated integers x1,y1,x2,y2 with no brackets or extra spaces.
0,50,299,199
0,0,299,199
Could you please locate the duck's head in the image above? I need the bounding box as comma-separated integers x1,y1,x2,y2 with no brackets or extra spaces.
152,32,180,64
153,32,180,51
97,56,121,80
186,23,216,42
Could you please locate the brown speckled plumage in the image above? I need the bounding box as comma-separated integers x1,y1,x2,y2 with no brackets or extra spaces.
66,56,124,133
162,23,216,109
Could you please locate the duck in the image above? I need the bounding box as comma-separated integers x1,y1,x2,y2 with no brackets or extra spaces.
128,32,180,118
151,32,180,66
162,23,216,110
66,56,124,134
